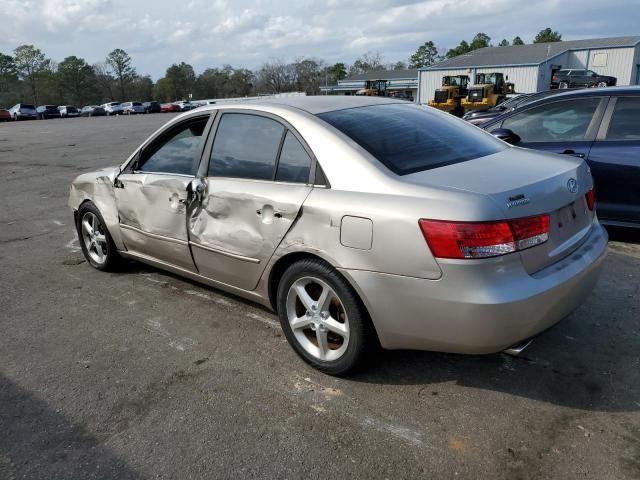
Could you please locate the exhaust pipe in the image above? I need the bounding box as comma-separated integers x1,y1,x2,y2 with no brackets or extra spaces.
503,339,533,356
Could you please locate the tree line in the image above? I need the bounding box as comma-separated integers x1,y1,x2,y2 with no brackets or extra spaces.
0,28,562,107
409,27,562,68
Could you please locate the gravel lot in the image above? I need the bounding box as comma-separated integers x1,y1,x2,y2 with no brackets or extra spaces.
1,114,639,480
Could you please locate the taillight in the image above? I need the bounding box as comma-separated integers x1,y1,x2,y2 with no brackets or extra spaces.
585,189,596,211
419,214,550,259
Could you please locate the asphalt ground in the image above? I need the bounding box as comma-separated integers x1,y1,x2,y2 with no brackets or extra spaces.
1,113,639,480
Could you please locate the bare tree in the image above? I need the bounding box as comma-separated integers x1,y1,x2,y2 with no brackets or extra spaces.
293,57,326,95
257,59,295,93
348,51,385,76
93,62,114,101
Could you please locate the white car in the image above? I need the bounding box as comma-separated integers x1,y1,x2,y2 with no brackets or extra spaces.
175,101,195,111
58,105,80,118
102,102,124,116
121,102,146,115
8,103,37,120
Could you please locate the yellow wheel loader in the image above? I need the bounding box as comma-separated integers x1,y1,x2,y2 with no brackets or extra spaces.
428,75,470,117
356,79,389,96
461,72,515,111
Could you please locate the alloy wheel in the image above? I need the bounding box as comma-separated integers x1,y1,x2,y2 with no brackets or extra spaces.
81,211,108,265
286,276,350,361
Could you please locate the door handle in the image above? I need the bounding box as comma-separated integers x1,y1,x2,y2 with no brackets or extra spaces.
562,150,585,158
256,208,283,218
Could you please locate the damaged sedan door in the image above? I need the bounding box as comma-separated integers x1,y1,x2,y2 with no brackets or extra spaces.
114,115,212,270
188,112,314,290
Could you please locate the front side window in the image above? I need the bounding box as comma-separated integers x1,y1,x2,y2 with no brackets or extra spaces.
208,114,285,180
275,131,312,183
318,103,504,175
139,117,208,175
499,98,600,142
606,97,640,140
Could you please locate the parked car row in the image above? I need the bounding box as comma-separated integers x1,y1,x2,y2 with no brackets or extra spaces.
0,100,193,121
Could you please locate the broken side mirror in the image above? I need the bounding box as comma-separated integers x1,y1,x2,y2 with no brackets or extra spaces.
490,128,521,145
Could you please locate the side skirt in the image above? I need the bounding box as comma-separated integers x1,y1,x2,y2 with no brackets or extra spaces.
119,250,272,310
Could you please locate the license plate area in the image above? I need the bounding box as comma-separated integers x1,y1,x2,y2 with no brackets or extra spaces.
550,202,590,245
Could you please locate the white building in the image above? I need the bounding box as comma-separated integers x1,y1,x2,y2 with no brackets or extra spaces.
418,36,640,104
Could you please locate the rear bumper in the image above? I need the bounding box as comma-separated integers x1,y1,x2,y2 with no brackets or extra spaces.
342,222,608,353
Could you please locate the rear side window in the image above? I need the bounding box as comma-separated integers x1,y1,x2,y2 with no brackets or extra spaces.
275,131,312,183
606,97,640,140
209,114,285,180
318,103,504,175
499,98,601,142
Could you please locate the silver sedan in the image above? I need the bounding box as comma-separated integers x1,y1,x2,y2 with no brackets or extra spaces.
68,97,607,374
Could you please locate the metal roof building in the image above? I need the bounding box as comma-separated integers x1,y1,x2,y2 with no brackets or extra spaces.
418,36,640,104
320,69,419,101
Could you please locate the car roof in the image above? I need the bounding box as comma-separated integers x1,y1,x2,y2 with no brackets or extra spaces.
482,86,640,127
192,96,409,115
263,96,409,114
510,86,640,112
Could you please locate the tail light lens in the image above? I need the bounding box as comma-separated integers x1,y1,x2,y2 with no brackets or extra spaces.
419,214,550,259
585,189,596,211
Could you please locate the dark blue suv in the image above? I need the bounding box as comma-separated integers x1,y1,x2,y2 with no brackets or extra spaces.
482,86,640,228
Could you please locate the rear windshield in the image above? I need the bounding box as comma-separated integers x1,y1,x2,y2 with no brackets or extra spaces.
317,103,504,175
132,102,143,106
21,104,35,110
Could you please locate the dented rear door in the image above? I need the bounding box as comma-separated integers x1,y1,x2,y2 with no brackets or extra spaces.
189,179,311,290
188,112,314,290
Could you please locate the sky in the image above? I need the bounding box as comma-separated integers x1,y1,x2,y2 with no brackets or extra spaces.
1,0,638,79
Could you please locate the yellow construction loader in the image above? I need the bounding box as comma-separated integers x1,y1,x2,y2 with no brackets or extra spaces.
428,75,470,117
461,72,515,111
356,79,389,96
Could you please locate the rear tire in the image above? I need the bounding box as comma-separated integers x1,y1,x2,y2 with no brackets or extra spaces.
276,259,374,375
76,202,122,272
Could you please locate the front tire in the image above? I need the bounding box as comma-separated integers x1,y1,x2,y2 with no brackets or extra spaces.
76,202,121,271
276,259,374,375
559,81,569,89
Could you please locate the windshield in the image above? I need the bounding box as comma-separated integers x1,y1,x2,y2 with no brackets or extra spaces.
317,103,504,175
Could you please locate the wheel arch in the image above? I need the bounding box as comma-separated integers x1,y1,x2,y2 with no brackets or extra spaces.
266,250,381,346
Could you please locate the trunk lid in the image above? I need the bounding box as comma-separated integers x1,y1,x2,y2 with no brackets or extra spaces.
405,147,595,273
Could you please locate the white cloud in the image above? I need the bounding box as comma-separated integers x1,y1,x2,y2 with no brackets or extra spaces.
0,0,637,78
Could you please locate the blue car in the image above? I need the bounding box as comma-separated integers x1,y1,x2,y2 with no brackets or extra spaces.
482,86,640,228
